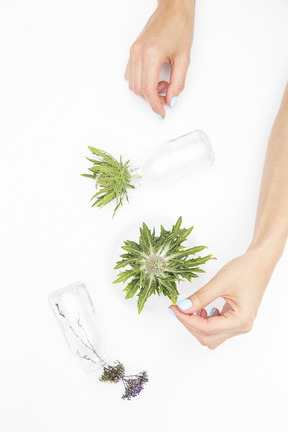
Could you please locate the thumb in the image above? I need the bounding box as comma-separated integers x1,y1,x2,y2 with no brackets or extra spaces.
166,56,189,108
177,278,222,314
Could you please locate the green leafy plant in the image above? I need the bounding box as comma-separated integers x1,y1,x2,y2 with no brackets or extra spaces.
113,217,216,314
82,147,140,217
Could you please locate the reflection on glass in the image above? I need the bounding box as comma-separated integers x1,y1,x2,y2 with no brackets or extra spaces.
140,130,215,185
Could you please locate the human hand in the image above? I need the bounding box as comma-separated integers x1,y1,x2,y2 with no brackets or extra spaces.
169,249,274,349
124,0,195,119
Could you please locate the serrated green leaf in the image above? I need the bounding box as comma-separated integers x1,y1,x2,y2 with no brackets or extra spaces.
81,173,96,179
168,245,208,259
124,278,140,299
88,147,119,166
113,270,134,284
114,258,139,269
137,275,153,314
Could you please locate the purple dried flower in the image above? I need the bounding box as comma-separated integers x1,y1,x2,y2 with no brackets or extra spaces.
121,371,148,400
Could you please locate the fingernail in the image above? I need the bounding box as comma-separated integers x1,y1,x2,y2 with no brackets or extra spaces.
170,96,178,108
155,113,164,121
168,308,176,317
195,309,202,316
177,299,193,311
208,307,216,317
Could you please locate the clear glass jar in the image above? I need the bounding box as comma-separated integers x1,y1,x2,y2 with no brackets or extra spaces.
49,281,105,371
138,129,215,185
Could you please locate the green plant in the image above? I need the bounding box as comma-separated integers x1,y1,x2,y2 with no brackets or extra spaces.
82,147,140,217
113,217,216,314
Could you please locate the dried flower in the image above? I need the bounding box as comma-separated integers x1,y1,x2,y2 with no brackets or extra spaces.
99,362,125,383
55,303,148,400
121,371,149,400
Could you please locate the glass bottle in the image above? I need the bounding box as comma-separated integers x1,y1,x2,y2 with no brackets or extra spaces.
134,129,215,186
49,281,105,371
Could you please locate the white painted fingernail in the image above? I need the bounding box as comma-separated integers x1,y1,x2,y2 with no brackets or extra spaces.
168,308,176,317
170,96,178,108
208,307,216,317
177,299,193,311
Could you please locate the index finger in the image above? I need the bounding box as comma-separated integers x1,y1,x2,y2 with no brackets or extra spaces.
170,306,239,335
166,56,189,106
141,54,165,118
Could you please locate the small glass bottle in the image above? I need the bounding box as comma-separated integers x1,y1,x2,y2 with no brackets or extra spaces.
136,129,215,185
49,281,105,371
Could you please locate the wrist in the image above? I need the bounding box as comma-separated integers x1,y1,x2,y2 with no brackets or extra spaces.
157,0,195,14
247,234,286,270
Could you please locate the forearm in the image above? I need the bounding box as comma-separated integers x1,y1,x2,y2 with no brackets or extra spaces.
157,0,195,16
158,0,195,7
248,83,288,265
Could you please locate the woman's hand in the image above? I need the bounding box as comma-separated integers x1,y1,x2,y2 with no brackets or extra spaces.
169,248,275,349
124,0,195,119
169,83,288,349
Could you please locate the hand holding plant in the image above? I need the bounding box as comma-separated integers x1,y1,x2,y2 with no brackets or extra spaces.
169,249,274,349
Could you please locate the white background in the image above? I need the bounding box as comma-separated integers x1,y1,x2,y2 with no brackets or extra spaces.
1,0,288,430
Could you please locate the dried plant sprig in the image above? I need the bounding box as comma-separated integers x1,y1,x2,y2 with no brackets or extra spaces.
54,303,148,400
99,362,125,383
113,217,216,314
121,371,149,400
82,147,140,217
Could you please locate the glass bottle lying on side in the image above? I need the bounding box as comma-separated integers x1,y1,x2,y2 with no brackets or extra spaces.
82,130,215,217
49,282,148,400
